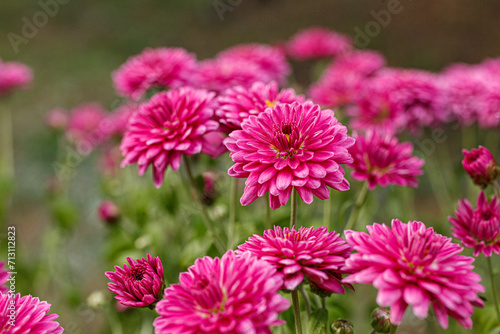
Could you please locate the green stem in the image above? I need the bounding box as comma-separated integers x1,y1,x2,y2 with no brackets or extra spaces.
493,181,500,198
290,189,298,229
368,330,377,334
321,296,326,309
0,102,14,179
227,177,238,250
389,325,398,334
291,289,303,334
266,193,272,229
299,284,312,315
344,182,369,232
486,256,500,324
183,156,225,254
323,190,333,228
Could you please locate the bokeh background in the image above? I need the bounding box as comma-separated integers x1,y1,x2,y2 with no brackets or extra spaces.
1,0,500,333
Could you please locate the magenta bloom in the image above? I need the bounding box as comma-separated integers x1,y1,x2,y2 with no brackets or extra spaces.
449,191,500,257
105,103,141,137
194,58,266,93
153,250,290,334
0,262,9,294
477,81,500,129
0,293,63,333
121,87,219,188
113,47,197,100
45,108,68,131
217,43,290,85
309,50,385,108
217,81,305,132
348,131,424,190
286,27,352,60
106,254,165,308
66,103,108,154
343,219,485,329
462,146,499,188
225,101,354,209
0,59,33,96
98,200,121,224
238,226,353,294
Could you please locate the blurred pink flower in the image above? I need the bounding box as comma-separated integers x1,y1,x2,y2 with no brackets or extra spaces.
98,200,121,224
153,250,290,334
106,103,141,137
66,103,108,154
462,146,499,188
113,47,197,100
0,262,9,294
217,81,305,132
45,108,68,130
238,226,353,294
106,254,165,308
309,50,386,108
99,145,122,176
217,43,291,85
449,191,500,257
0,59,33,96
286,27,352,60
348,131,424,190
121,88,219,188
477,81,500,129
343,219,484,329
225,101,354,209
194,58,266,93
0,293,64,333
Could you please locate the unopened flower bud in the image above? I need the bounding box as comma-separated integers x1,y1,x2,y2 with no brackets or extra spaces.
371,308,391,333
45,108,68,130
331,319,354,334
462,146,499,188
98,200,121,225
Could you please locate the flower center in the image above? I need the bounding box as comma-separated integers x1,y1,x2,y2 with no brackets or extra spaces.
129,267,145,281
265,99,277,108
192,274,226,315
272,122,301,159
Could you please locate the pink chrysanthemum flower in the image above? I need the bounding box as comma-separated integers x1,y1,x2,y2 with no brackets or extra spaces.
217,43,291,85
106,254,165,308
224,101,354,209
0,293,64,333
153,250,290,334
477,81,500,129
121,87,219,188
66,103,108,153
217,81,305,132
113,47,197,100
0,59,33,96
238,226,353,294
286,27,352,60
194,58,266,93
449,191,500,257
462,146,499,188
0,262,9,294
106,103,141,137
309,50,385,108
348,131,424,190
343,219,485,329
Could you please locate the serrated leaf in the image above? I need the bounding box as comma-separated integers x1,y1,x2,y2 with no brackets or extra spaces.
308,308,328,334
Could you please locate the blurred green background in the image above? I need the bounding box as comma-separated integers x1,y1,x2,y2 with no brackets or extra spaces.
1,0,500,333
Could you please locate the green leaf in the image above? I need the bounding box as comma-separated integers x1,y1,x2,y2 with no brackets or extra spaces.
308,308,328,334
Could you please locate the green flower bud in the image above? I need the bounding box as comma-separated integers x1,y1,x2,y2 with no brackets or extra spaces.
371,308,392,333
331,319,354,334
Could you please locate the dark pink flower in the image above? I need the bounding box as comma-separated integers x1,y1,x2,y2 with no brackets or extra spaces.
225,101,354,209
106,254,165,308
0,293,64,333
449,191,500,257
238,226,353,294
217,81,305,132
113,47,197,100
66,103,108,154
0,60,33,96
0,262,9,294
217,43,290,85
462,146,499,188
309,50,385,108
348,131,424,190
120,88,219,188
194,58,266,93
98,200,121,224
344,219,485,329
45,108,68,130
153,251,290,334
286,27,352,60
